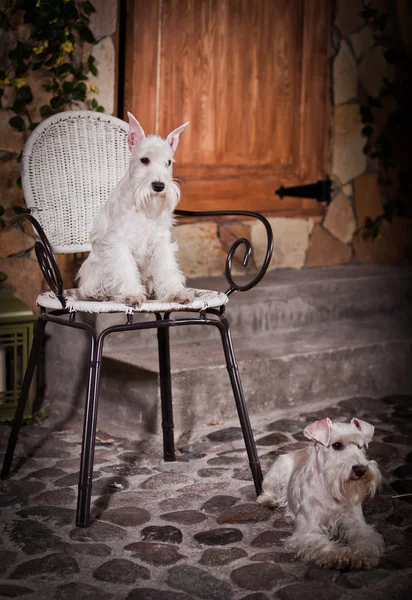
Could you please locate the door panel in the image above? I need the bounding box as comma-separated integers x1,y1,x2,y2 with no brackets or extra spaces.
125,0,331,213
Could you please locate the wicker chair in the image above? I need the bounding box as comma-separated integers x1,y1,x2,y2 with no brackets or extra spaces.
1,111,273,527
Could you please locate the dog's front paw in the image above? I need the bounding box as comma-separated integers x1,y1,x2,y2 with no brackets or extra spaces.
165,289,196,304
123,294,147,307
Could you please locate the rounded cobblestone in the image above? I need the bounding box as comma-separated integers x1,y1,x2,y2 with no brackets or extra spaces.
199,547,247,566
230,562,294,590
160,510,207,525
217,503,272,524
52,582,114,600
93,558,150,584
9,553,79,580
193,528,243,546
99,505,151,527
124,541,186,566
141,525,183,544
166,565,233,600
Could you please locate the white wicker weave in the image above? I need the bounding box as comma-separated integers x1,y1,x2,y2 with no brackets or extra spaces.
37,288,228,314
22,110,130,253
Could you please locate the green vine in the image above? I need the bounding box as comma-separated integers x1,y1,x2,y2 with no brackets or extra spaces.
0,0,104,228
359,1,412,240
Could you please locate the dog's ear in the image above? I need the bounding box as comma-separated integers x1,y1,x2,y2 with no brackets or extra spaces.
303,417,332,446
351,418,375,443
167,121,189,152
127,112,145,151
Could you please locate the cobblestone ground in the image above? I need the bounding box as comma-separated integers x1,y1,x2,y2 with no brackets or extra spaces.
0,394,411,600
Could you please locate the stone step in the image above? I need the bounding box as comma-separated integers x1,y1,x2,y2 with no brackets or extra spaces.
97,314,412,440
97,265,412,352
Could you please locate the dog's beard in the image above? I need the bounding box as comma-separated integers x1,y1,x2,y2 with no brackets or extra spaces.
324,462,381,506
131,177,181,216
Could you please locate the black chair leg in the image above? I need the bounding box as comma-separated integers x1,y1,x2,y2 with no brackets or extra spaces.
76,334,100,527
157,315,175,461
1,318,47,480
217,315,263,496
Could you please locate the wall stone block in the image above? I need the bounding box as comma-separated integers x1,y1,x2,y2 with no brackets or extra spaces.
332,104,366,184
350,25,375,58
306,225,352,267
251,217,314,271
173,222,227,278
88,37,116,115
333,41,357,104
89,0,118,40
354,172,384,229
323,191,357,244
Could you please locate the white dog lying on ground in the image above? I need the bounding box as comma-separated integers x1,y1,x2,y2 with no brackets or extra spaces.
258,417,384,569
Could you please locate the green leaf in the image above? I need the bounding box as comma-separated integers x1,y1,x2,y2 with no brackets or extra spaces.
11,99,27,114
40,104,53,117
19,85,33,104
72,82,87,101
87,54,97,76
361,125,373,138
0,205,5,216
96,105,104,113
16,176,22,188
91,98,98,108
0,271,8,284
12,205,26,215
56,63,76,76
63,80,74,94
29,122,40,131
9,115,26,131
360,105,374,124
73,22,96,43
82,1,96,16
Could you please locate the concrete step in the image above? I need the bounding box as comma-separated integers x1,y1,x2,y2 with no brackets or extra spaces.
98,314,412,440
98,265,412,352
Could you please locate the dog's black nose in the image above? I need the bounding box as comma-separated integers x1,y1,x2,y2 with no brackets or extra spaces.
152,181,165,193
352,465,367,478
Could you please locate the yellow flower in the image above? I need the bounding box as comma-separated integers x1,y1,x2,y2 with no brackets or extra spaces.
55,56,64,66
32,46,44,55
49,18,58,24
0,76,11,85
90,84,99,93
60,40,74,54
36,0,41,6
14,78,26,89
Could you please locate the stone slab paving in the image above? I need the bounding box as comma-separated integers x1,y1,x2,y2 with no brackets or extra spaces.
0,394,411,600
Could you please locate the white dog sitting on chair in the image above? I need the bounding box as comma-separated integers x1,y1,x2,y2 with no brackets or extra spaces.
77,112,194,307
258,417,384,570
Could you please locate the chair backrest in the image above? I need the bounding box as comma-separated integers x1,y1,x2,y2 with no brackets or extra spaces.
21,110,130,253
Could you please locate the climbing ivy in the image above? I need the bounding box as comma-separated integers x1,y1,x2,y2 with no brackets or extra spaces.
0,0,103,228
359,1,411,240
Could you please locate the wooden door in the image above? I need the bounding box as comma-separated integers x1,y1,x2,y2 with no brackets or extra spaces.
125,0,331,214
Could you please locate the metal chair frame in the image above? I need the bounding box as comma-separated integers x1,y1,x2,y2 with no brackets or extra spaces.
1,207,273,527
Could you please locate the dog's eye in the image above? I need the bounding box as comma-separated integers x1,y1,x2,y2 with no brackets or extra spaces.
166,160,171,167
140,157,150,165
332,442,344,451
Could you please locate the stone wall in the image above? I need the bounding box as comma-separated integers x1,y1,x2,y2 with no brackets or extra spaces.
1,0,411,311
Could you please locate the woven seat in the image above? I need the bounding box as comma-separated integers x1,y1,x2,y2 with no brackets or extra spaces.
37,288,228,313
1,110,273,528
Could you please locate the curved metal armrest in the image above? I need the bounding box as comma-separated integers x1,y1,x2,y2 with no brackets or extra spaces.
11,211,66,308
174,209,273,296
